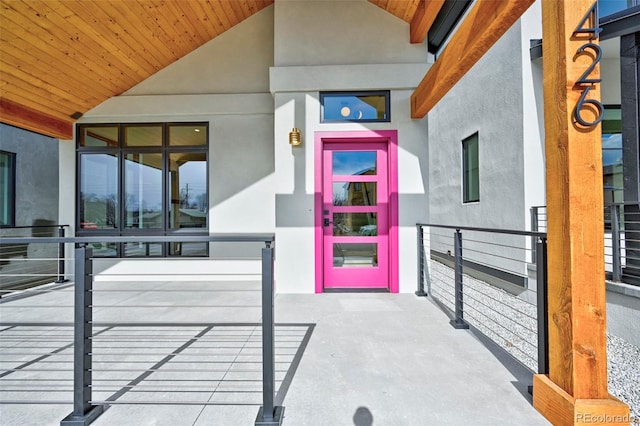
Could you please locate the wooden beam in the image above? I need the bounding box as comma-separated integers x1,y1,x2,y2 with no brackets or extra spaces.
410,0,535,118
533,0,630,424
0,98,73,140
410,0,445,44
533,375,631,426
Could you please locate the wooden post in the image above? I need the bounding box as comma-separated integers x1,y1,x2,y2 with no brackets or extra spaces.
534,1,630,424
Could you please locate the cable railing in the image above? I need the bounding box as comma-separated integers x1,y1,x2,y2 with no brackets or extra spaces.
416,223,548,374
0,224,70,295
532,202,640,285
0,234,295,426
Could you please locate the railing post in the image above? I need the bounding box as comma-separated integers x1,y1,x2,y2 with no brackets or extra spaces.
255,242,284,426
450,230,469,329
531,207,539,264
536,237,549,375
55,226,68,283
61,246,103,425
611,204,622,282
416,225,427,297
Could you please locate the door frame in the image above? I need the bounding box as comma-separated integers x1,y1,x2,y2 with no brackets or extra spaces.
314,130,399,293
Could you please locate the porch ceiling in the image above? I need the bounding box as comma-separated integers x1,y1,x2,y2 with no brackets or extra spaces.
0,0,274,139
0,0,425,141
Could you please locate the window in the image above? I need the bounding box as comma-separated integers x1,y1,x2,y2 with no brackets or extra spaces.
0,151,16,227
77,123,208,257
462,133,479,203
321,91,390,122
602,105,623,204
599,0,639,17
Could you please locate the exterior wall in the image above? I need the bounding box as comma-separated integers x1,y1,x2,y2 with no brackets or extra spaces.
427,18,539,284
520,2,545,228
606,281,640,346
0,124,59,229
0,124,59,286
272,0,429,293
428,22,529,230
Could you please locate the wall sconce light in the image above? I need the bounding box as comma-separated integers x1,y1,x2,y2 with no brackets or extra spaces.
289,128,302,146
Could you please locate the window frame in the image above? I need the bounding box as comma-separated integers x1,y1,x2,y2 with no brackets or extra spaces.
0,150,16,227
320,91,391,123
462,132,480,204
76,122,209,257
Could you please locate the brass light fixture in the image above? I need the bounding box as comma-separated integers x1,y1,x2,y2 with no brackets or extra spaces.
289,128,302,146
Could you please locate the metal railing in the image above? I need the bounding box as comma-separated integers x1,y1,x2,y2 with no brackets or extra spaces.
0,224,69,295
416,223,548,375
0,234,291,426
532,202,640,284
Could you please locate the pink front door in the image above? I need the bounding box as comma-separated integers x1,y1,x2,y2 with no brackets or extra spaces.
320,141,390,290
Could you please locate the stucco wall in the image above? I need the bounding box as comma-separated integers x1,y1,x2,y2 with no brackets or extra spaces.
0,124,59,228
426,17,540,279
273,0,426,67
272,0,429,293
428,22,527,230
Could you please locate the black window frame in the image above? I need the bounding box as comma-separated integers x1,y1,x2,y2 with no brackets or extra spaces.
0,150,16,227
320,91,391,123
76,122,209,257
462,132,480,204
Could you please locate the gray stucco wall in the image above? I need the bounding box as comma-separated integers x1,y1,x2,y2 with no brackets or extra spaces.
0,124,59,229
428,23,526,230
426,21,537,278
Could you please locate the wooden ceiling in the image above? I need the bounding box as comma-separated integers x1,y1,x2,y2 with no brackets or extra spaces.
0,0,443,139
0,0,274,139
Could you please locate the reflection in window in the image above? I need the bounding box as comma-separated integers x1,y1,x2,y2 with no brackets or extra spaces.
602,106,623,204
169,242,208,256
0,151,16,227
462,133,479,203
80,126,118,147
169,153,207,229
599,0,638,17
333,213,377,236
333,182,377,206
333,243,378,267
124,153,163,229
124,242,163,257
170,125,207,146
321,91,390,122
124,125,162,147
77,123,209,257
332,151,376,175
79,153,118,229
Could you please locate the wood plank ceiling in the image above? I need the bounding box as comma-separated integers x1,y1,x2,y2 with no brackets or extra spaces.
0,0,424,140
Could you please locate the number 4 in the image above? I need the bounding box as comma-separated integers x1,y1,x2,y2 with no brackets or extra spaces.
574,1,601,40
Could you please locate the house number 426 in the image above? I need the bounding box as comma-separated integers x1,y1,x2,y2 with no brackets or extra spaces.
572,2,604,127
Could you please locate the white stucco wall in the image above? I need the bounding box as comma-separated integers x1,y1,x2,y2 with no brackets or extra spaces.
271,0,429,293
520,2,546,229
273,0,426,66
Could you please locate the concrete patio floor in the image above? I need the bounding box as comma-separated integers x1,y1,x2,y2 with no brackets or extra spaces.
0,282,549,426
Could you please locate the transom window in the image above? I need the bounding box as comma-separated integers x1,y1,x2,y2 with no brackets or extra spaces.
321,91,390,123
76,123,208,257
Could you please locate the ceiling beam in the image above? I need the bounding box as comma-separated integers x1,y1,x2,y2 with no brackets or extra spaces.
410,0,446,43
0,98,73,140
411,0,535,118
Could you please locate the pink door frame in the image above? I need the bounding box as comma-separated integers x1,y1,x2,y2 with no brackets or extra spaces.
314,130,399,293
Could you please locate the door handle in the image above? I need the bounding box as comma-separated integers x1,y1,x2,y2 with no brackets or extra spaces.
323,218,333,226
